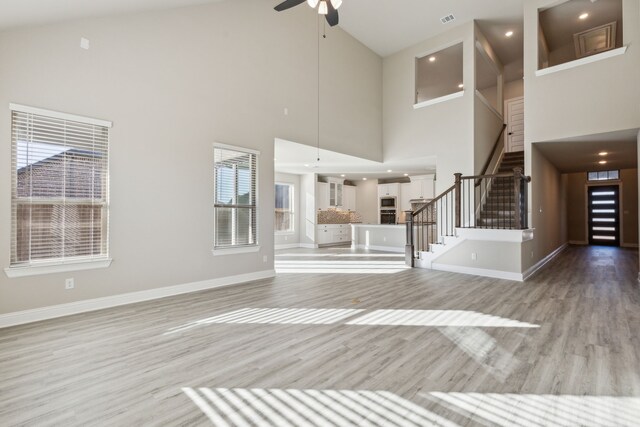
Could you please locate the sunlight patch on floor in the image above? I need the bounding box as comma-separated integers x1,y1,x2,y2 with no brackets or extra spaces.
345,309,539,328
165,308,365,334
275,259,409,274
420,392,640,427
166,308,537,335
183,387,459,427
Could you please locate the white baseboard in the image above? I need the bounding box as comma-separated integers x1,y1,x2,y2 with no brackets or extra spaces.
275,243,300,250
299,243,319,249
522,243,568,281
431,263,523,281
0,269,276,329
353,244,404,253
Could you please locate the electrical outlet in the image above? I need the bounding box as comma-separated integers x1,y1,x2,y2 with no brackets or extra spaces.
80,38,90,50
65,278,75,290
284,235,288,241
471,252,477,261
383,236,387,242
263,255,268,263
283,107,289,116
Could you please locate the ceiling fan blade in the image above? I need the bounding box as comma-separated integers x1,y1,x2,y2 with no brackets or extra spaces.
325,2,339,26
274,0,306,12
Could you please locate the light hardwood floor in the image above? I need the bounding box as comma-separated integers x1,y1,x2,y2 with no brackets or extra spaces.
1,245,639,426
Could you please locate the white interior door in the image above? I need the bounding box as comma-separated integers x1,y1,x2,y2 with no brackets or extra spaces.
505,97,524,153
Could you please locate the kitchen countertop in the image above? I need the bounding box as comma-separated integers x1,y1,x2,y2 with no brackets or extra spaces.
351,223,405,227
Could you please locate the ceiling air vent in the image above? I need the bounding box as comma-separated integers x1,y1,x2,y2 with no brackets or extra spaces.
440,14,455,24
574,21,617,58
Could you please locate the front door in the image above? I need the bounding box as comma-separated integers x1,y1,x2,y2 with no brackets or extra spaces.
505,97,524,153
588,185,620,246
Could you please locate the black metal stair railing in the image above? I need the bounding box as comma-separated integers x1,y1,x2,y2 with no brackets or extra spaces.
405,168,531,267
404,185,455,267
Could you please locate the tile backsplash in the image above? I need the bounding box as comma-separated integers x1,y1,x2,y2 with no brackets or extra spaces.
317,209,362,224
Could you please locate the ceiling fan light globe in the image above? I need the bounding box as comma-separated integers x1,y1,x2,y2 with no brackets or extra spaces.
318,1,328,14
330,0,342,9
307,0,319,8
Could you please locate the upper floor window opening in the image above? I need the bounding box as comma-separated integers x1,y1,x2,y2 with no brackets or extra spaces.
415,42,464,107
538,0,623,70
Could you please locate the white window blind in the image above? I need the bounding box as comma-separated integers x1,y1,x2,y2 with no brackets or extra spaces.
214,145,258,249
10,105,111,267
275,183,294,232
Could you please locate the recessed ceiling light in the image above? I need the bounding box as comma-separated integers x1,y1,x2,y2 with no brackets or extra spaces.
304,164,310,167
340,174,345,177
579,12,589,20
404,173,409,177
505,31,514,37
362,177,367,181
387,169,393,173
598,151,608,156
429,56,436,62
458,83,464,88
599,160,607,164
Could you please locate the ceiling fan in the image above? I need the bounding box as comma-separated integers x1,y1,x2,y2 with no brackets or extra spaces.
274,0,342,27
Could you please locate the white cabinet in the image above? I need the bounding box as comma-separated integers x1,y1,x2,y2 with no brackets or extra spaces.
316,182,329,211
409,175,435,200
399,183,412,211
329,182,343,207
316,224,351,245
343,185,356,211
377,183,400,198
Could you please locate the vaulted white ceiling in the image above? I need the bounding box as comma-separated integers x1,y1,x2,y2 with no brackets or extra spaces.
1,0,525,59
0,0,224,30
338,0,524,57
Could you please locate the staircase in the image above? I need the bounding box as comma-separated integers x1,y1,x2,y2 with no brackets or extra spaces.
476,151,525,228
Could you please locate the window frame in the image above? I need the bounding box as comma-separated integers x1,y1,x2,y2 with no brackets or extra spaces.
274,182,295,234
212,143,260,255
5,104,112,278
587,170,620,182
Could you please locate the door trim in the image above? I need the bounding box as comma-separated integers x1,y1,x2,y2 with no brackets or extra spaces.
504,96,524,153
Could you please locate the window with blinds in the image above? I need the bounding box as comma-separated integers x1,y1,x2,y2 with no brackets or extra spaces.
10,104,111,267
275,183,294,233
214,144,258,249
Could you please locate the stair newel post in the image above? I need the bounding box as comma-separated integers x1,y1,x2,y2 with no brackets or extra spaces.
454,173,462,228
405,211,415,267
513,167,523,229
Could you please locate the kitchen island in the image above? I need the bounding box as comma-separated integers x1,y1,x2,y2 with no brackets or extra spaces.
351,224,406,253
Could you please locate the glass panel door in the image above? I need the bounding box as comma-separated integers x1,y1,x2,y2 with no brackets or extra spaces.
588,185,619,246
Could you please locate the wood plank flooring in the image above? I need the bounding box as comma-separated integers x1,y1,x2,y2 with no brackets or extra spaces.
1,245,639,426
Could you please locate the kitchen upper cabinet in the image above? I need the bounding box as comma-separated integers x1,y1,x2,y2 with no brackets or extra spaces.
343,185,356,211
409,175,435,200
316,182,329,211
399,183,412,211
377,183,400,198
329,182,343,207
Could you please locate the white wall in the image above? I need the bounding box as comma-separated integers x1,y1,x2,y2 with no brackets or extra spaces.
383,22,475,193
524,0,640,144
522,145,568,271
275,172,301,248
0,1,382,314
504,79,524,101
434,240,522,273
